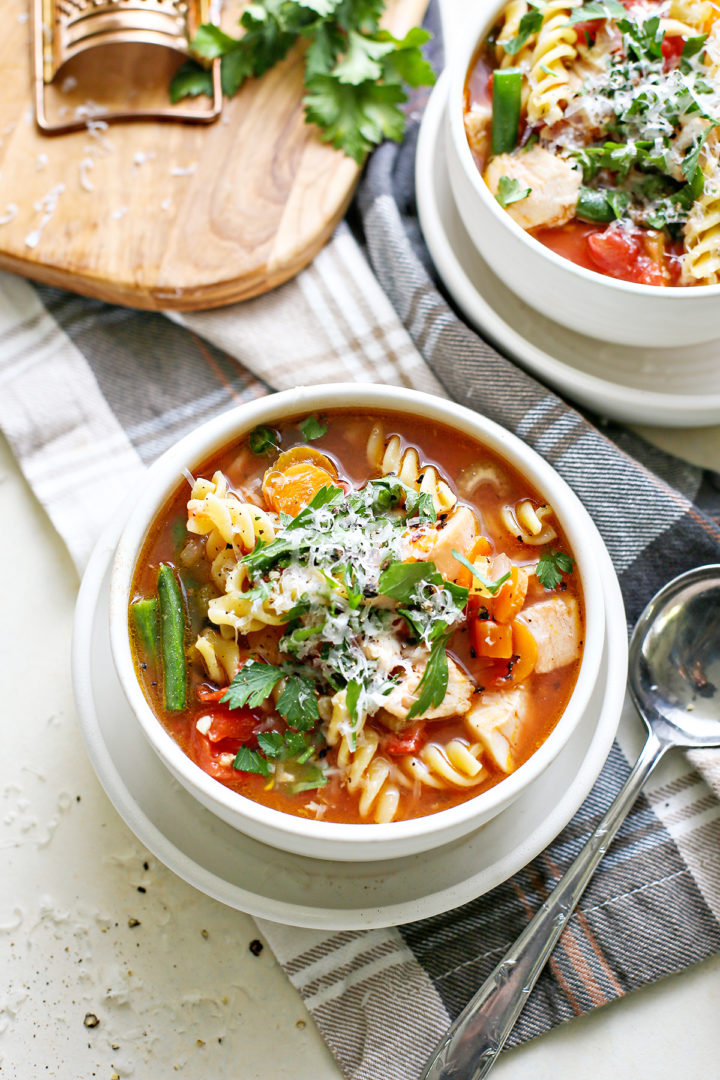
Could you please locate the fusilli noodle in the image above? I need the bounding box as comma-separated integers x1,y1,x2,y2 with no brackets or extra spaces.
526,0,580,127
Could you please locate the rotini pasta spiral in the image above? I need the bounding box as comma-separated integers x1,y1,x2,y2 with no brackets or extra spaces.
401,738,487,789
187,471,277,559
527,0,580,127
194,627,240,685
500,500,557,545
367,423,457,513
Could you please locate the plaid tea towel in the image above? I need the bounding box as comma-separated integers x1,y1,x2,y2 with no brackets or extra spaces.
1,5,720,1078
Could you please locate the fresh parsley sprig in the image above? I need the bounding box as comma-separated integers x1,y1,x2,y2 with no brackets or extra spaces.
406,621,452,720
221,659,319,729
536,550,574,590
171,1,435,164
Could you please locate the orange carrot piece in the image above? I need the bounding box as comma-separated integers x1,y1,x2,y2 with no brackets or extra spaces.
471,618,513,659
264,462,335,516
493,567,528,624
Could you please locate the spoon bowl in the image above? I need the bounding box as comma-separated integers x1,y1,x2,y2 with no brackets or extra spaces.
630,566,720,747
422,564,720,1080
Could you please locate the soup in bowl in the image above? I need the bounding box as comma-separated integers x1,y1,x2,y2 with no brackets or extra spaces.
446,0,720,346
110,385,605,861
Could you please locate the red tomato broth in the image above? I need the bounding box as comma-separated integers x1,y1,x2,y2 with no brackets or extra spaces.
129,410,584,825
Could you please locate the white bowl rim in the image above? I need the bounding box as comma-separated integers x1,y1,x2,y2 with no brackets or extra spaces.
109,383,605,852
448,1,720,300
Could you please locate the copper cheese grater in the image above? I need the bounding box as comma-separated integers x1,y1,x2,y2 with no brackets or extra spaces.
33,0,222,133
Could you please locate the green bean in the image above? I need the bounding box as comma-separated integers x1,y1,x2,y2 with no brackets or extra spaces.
157,564,187,711
131,597,159,664
491,69,522,156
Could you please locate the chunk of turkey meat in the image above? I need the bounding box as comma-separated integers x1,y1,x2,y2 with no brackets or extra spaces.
517,595,582,673
401,504,478,583
484,145,581,230
366,639,474,731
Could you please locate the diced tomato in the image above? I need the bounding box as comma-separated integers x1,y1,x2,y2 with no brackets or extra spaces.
189,706,260,782
196,683,229,704
661,34,685,68
201,707,259,744
572,18,604,43
384,722,427,755
586,226,667,286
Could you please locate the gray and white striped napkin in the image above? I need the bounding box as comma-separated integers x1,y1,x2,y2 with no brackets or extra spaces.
2,5,720,1078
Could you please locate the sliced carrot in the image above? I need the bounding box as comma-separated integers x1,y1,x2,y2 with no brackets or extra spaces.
455,535,493,589
264,462,335,516
506,620,538,685
471,618,513,659
493,567,528,624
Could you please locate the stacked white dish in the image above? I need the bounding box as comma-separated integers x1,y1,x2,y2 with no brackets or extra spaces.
73,385,628,929
416,75,720,427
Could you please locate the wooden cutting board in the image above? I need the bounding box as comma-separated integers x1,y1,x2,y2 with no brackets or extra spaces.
0,0,428,310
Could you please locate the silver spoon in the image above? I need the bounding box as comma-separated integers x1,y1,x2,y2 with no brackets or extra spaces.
421,564,720,1080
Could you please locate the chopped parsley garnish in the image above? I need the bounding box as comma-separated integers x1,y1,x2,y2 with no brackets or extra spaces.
378,560,444,603
249,425,278,454
407,621,453,720
536,550,574,590
566,0,625,24
495,175,531,208
299,415,327,441
276,674,320,730
170,2,435,163
502,8,543,56
222,660,283,708
233,745,271,777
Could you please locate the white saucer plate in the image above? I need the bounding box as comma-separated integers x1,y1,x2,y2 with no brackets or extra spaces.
416,74,720,428
72,514,626,931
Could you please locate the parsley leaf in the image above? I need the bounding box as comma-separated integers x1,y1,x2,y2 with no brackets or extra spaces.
249,425,278,454
495,176,532,208
680,34,707,73
222,659,284,708
566,0,625,24
257,731,286,757
233,745,271,777
342,564,364,609
276,674,320,730
169,61,214,104
536,550,575,590
299,415,327,440
285,483,345,527
405,489,437,523
502,9,543,55
406,622,452,720
378,560,442,602
178,3,435,163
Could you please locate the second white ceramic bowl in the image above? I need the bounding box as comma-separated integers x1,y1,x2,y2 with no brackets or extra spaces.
445,2,720,348
109,384,606,862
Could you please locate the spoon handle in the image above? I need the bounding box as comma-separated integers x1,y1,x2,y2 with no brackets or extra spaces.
421,727,667,1080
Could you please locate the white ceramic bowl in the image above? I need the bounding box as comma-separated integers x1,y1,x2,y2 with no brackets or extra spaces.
110,384,605,862
446,2,720,348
